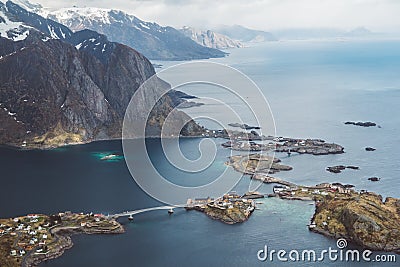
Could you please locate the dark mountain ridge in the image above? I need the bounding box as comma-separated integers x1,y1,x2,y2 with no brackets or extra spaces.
0,1,203,148
45,6,226,60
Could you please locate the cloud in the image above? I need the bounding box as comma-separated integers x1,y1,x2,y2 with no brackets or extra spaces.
31,0,400,32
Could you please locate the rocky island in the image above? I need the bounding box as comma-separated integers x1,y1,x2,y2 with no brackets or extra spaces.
344,121,377,127
227,154,293,175
186,193,255,224
274,137,344,155
228,123,261,130
368,177,381,182
221,136,344,155
0,212,123,267
225,149,400,254
326,165,359,173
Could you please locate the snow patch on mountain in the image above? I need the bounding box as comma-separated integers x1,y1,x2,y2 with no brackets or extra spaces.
0,9,30,41
46,7,115,28
6,0,42,13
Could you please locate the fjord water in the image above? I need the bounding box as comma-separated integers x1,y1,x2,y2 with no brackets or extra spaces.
1,40,399,266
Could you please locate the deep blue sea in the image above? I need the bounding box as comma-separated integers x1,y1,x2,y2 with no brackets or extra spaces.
1,39,399,266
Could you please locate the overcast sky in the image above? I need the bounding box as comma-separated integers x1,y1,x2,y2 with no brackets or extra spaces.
31,0,400,32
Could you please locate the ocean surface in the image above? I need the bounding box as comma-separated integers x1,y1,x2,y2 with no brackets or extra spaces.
1,39,399,266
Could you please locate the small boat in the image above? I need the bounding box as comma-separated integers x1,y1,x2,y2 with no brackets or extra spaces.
100,154,118,160
128,215,134,221
287,149,291,156
168,208,174,214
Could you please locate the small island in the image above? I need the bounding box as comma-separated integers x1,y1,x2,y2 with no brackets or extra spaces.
227,154,292,175
274,137,344,155
368,177,381,182
228,123,261,130
344,121,377,127
326,165,359,173
0,212,124,267
186,193,255,224
222,136,344,155
177,101,205,109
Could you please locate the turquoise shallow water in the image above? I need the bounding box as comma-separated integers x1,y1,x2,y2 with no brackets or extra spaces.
91,152,124,162
1,40,400,266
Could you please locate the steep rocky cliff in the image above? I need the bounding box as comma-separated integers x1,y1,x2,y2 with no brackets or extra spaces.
0,1,203,148
311,192,400,253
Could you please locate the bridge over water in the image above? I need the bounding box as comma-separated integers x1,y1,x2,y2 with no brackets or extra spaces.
109,205,187,219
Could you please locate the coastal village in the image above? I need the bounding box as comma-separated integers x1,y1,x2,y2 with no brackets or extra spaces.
186,192,256,224
222,135,344,155
0,212,123,267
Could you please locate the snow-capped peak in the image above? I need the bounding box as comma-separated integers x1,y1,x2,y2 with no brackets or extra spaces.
0,9,30,41
6,0,42,13
48,7,114,26
45,6,158,33
1,0,73,42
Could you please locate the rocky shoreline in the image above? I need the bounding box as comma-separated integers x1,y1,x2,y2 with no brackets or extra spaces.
23,233,73,267
0,212,124,267
225,149,400,254
26,222,124,267
203,207,253,224
222,136,345,155
274,138,344,155
309,193,400,254
190,204,254,224
227,154,293,175
185,193,256,224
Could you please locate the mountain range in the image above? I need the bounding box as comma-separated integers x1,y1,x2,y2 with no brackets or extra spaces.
40,6,226,61
0,0,203,148
180,26,243,49
214,25,277,43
